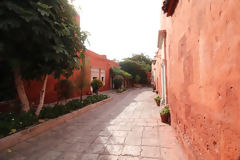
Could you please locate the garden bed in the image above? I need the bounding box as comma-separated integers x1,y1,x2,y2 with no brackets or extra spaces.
0,94,112,151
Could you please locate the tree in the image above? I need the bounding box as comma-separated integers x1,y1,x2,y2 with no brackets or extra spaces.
74,56,91,102
54,79,75,103
0,60,16,102
91,79,103,95
119,60,148,84
0,0,87,114
135,75,141,83
124,53,152,72
113,78,123,89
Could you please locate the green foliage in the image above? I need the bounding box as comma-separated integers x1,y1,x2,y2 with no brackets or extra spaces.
116,88,126,93
91,79,103,94
110,67,132,79
120,60,147,84
113,78,123,89
135,75,141,83
155,90,159,94
0,94,109,138
0,0,87,80
0,111,38,137
39,94,108,119
39,104,70,119
54,79,75,101
0,61,16,101
65,99,83,110
124,53,152,72
160,106,170,115
154,96,161,102
83,94,108,106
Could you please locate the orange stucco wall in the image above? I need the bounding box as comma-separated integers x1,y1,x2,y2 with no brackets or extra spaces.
158,0,240,160
25,50,119,105
152,51,163,98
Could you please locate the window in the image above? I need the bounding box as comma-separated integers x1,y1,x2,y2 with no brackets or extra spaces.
101,69,105,85
91,67,99,80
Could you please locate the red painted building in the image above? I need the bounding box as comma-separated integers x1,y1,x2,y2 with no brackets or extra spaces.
23,15,119,105
152,0,240,160
25,49,119,105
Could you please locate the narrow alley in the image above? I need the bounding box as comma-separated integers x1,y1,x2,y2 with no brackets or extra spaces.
0,88,185,160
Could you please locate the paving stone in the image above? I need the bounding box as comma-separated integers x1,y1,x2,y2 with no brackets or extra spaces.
118,125,132,131
104,145,123,155
141,146,161,158
97,155,118,160
141,158,161,160
80,153,99,160
125,136,142,146
118,156,140,160
67,142,90,153
127,131,142,138
93,136,110,144
99,130,112,137
54,142,73,152
142,138,160,147
87,144,106,154
122,145,141,156
107,137,125,145
56,151,82,160
37,150,62,160
111,131,128,137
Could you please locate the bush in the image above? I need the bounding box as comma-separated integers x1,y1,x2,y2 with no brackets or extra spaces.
135,75,141,83
91,79,103,94
116,88,126,93
83,94,108,105
39,95,108,119
54,79,75,101
160,106,170,115
113,78,123,89
154,96,161,102
0,94,109,138
65,99,83,110
0,111,38,137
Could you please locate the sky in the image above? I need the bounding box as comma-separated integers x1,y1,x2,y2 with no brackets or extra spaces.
72,0,162,61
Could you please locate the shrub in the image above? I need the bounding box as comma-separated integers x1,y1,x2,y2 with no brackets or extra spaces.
39,104,70,119
91,79,103,94
154,96,161,102
0,111,38,137
39,94,108,119
160,106,170,115
65,99,83,110
113,78,123,89
135,75,141,83
116,88,126,93
83,94,108,105
0,94,109,138
54,79,75,101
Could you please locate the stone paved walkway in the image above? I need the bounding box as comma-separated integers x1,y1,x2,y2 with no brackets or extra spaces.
0,88,186,160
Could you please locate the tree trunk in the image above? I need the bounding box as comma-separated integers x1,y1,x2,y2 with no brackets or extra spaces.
13,69,30,112
35,75,48,116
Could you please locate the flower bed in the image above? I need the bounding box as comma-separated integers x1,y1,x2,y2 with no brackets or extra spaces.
0,94,108,139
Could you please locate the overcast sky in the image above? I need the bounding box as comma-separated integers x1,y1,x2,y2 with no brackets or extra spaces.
72,0,161,61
